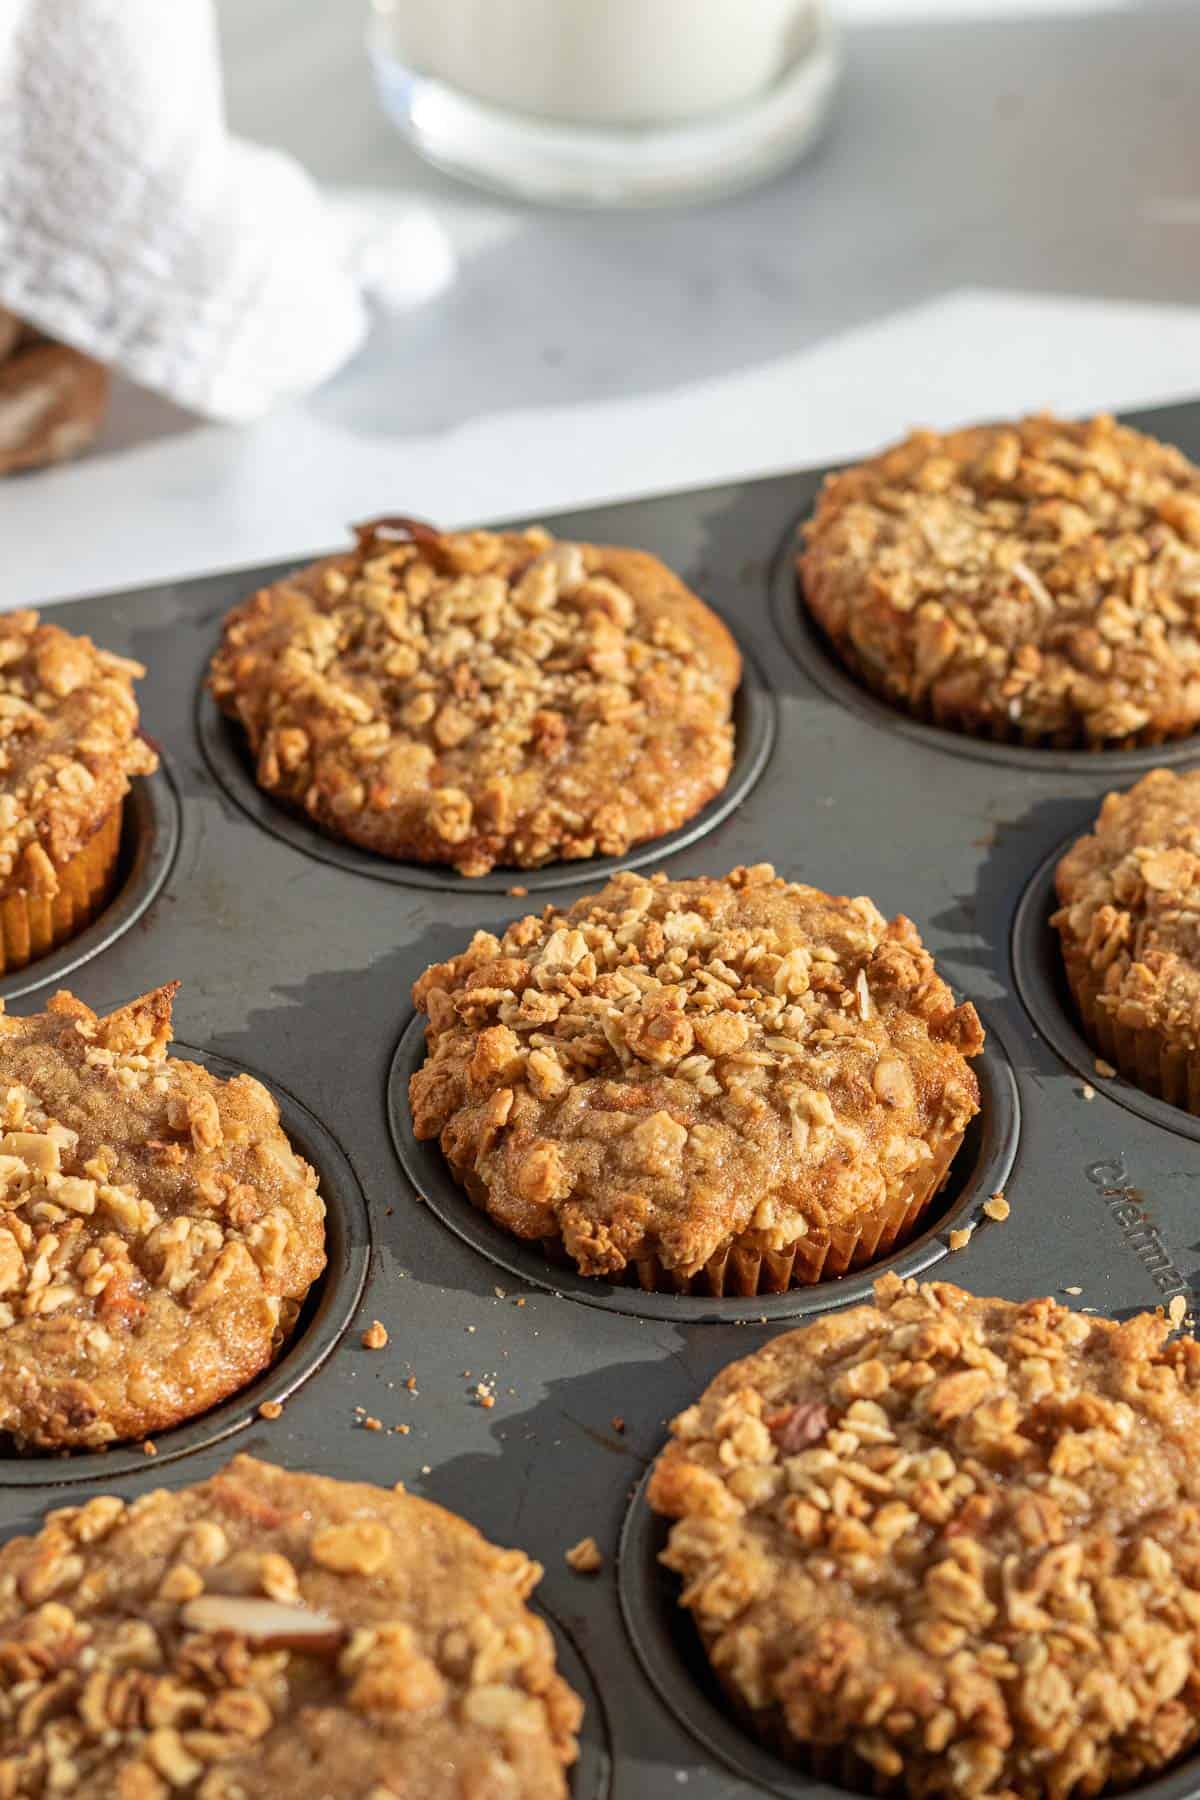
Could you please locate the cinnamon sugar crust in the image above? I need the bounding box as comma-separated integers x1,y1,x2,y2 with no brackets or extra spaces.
650,1274,1200,1799
209,522,740,877
409,865,982,1283
1054,767,1200,1053
0,1455,580,1797
800,414,1200,747
0,611,156,900
0,989,325,1450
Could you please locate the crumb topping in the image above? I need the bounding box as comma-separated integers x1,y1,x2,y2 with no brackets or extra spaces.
0,989,325,1450
800,415,1200,744
410,865,982,1280
0,1455,580,1797
209,522,740,876
0,612,156,895
650,1274,1200,1799
1054,767,1200,1048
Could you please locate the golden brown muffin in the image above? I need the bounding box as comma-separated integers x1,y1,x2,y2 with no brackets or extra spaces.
650,1274,1200,1800
409,864,982,1296
0,1454,581,1798
0,987,325,1450
209,518,740,876
799,414,1200,748
0,610,156,971
1053,767,1200,1110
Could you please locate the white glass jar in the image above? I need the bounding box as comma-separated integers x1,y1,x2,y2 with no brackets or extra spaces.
368,0,839,207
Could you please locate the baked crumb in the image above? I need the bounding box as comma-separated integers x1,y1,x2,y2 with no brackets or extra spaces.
1095,1057,1117,1078
361,1319,389,1350
564,1536,603,1575
258,1400,283,1421
982,1193,1010,1222
947,1226,973,1252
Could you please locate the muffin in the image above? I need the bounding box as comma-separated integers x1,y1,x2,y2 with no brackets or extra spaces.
649,1273,1200,1799
0,986,325,1449
0,1454,581,1798
1053,766,1200,1110
800,413,1200,748
209,517,740,876
409,863,982,1296
0,610,156,972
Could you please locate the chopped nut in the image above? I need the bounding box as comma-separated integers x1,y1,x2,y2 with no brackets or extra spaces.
181,1593,346,1652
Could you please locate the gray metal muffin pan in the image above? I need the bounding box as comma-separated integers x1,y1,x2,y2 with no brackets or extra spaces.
0,393,1197,1799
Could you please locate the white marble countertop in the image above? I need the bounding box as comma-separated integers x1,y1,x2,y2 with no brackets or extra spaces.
3,0,1199,605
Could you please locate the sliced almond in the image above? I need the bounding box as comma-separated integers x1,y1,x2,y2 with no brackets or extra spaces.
180,1593,346,1653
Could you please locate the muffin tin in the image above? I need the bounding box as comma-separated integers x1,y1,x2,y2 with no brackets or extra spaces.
2,394,1199,1798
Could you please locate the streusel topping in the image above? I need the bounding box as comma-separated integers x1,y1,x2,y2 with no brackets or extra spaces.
210,521,740,876
800,414,1200,744
1054,767,1200,1048
0,611,156,896
650,1275,1200,1800
0,1455,581,1798
0,989,325,1450
410,865,982,1279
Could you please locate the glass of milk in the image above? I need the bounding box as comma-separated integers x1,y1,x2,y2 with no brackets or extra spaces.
367,0,839,207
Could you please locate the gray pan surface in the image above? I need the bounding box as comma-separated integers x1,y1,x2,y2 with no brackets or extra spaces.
3,396,1199,1798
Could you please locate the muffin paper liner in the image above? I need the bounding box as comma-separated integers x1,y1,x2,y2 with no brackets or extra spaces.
475,1127,967,1299
1060,948,1200,1114
0,803,122,975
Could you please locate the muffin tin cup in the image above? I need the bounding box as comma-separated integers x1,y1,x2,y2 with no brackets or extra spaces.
195,623,777,896
387,1009,1020,1323
0,1046,371,1486
539,1603,615,1800
1012,835,1200,1144
771,510,1200,776
0,763,180,1003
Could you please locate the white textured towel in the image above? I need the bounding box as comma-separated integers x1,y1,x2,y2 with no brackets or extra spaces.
0,0,370,422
